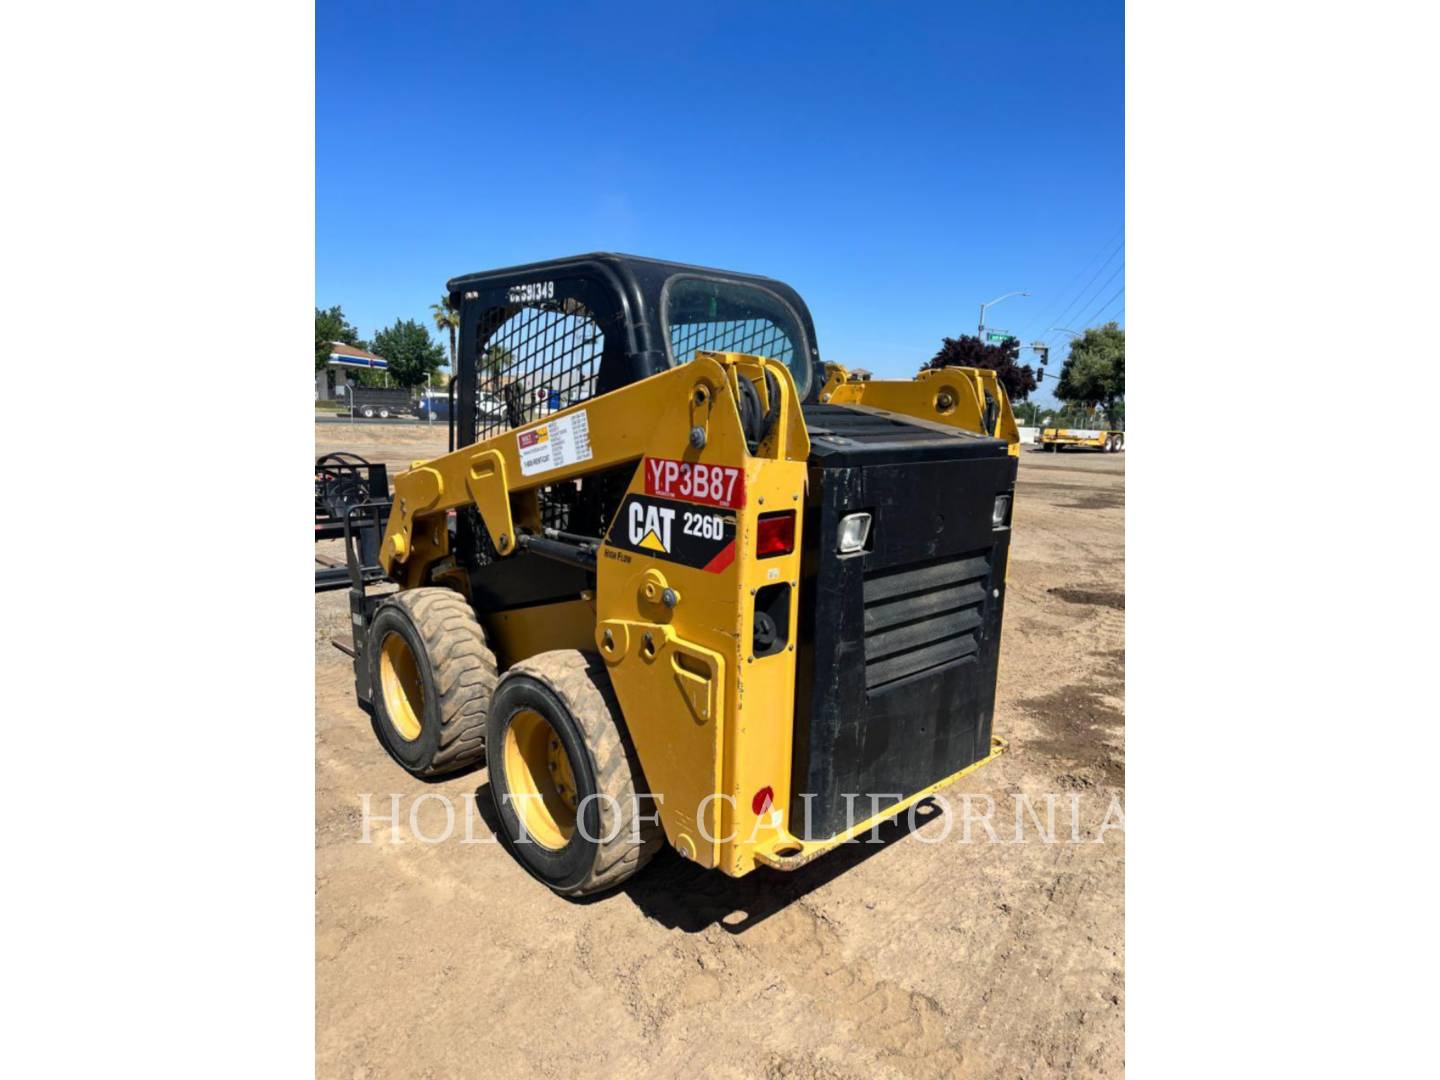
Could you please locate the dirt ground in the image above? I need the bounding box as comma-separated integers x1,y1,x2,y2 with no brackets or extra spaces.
315,420,1125,1079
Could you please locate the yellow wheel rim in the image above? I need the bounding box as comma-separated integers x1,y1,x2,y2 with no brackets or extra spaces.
502,708,579,850
378,632,424,742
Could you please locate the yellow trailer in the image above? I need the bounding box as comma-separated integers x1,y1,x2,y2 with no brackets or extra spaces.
1039,426,1124,452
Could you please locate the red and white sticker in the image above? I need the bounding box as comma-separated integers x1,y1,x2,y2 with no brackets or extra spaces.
516,410,593,477
644,456,745,509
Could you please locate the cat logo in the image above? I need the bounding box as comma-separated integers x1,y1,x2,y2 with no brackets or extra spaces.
628,500,675,554
608,493,736,572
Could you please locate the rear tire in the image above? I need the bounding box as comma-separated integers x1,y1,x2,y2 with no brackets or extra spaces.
487,650,662,896
367,588,496,778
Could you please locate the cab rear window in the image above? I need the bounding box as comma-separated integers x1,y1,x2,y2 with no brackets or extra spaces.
664,277,812,398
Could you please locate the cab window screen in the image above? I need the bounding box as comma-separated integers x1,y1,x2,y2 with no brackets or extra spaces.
474,300,604,442
665,277,811,398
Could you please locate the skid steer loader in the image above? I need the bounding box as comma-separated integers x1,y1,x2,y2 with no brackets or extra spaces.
334,253,1019,896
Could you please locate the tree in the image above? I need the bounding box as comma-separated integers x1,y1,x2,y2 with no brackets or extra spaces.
315,305,361,373
924,334,1037,402
1011,400,1045,426
430,295,459,374
348,367,392,389
370,318,446,388
1055,322,1125,423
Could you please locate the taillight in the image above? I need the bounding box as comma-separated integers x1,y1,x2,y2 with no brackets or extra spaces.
756,511,795,557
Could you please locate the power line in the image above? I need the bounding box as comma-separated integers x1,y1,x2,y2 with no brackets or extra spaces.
1041,248,1124,345
1018,229,1122,343
1045,288,1124,381
1049,260,1123,341
1038,233,1121,330
1077,284,1125,330
1047,260,1123,343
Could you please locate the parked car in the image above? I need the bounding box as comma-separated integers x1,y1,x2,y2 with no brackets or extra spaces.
415,391,506,422
477,392,506,420
415,394,452,422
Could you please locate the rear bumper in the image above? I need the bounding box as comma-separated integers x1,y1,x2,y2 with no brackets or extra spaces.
755,737,1007,870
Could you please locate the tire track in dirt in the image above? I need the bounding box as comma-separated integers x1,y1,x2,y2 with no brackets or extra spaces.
746,901,966,1077
1014,575,1125,800
957,842,1125,1077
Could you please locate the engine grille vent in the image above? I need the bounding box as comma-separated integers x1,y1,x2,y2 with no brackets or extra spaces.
862,551,991,691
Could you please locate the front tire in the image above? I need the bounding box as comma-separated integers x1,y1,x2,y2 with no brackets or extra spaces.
367,588,496,778
487,651,662,896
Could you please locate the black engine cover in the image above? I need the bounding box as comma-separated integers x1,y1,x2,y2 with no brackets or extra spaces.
791,405,1016,840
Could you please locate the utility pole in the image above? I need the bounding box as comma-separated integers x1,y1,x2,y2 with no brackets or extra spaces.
978,290,1030,341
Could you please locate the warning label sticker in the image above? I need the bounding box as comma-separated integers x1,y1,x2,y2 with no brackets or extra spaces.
516,410,593,477
606,493,737,573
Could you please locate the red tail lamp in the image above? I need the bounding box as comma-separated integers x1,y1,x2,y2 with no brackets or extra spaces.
752,786,775,815
756,511,795,558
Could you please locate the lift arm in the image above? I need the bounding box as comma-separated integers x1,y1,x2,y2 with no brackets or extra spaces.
379,352,809,589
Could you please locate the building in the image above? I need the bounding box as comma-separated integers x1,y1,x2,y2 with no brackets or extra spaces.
316,342,389,401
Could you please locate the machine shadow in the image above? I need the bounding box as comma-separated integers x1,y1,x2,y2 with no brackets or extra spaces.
472,789,944,938
471,781,948,935
619,799,949,934
619,800,949,934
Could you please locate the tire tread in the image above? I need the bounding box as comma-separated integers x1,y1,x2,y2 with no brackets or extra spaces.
504,650,663,895
385,588,497,776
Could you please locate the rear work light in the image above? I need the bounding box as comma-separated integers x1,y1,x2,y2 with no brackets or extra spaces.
756,511,796,558
836,512,872,556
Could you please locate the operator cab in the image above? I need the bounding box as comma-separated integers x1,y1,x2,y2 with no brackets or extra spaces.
446,253,823,449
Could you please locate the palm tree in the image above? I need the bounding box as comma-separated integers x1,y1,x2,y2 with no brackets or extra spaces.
429,295,459,382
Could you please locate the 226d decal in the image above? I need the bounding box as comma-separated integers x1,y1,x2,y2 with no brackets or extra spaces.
606,493,736,573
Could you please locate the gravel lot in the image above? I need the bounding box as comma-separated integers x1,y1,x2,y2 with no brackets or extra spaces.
315,422,1125,1079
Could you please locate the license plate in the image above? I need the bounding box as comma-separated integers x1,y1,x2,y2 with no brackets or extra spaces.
643,456,745,509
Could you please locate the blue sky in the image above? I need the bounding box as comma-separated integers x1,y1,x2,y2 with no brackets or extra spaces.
317,1,1123,407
